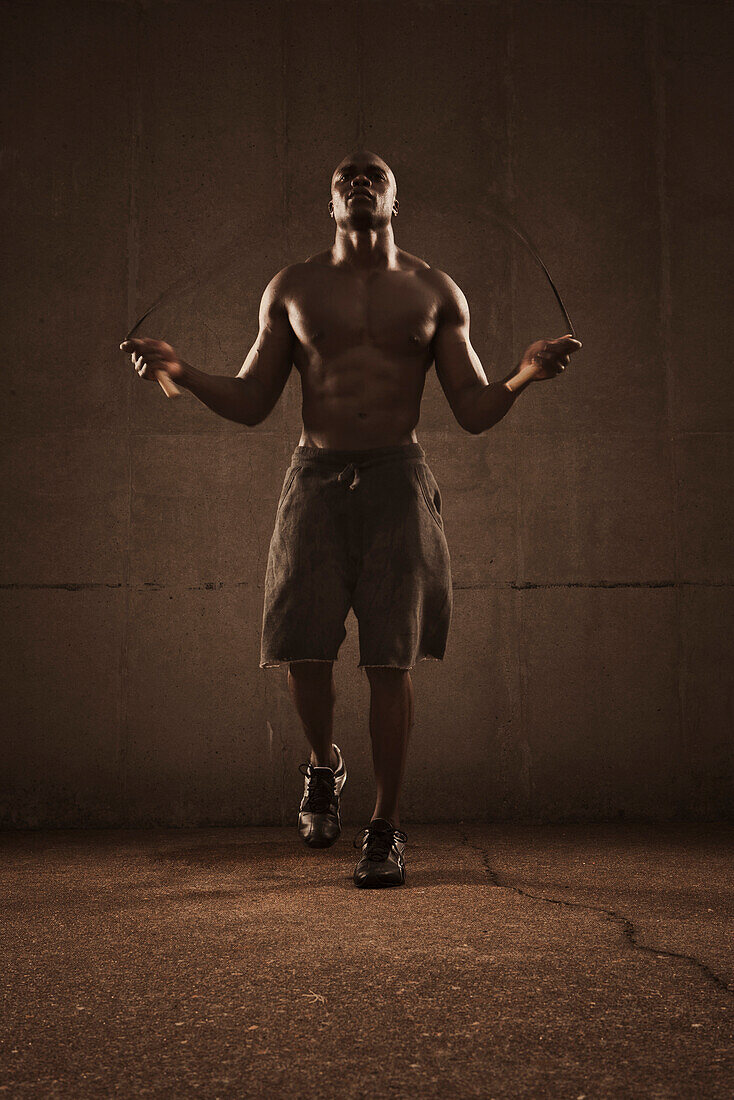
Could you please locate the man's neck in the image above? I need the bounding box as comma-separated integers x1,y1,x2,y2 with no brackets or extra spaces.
331,226,398,270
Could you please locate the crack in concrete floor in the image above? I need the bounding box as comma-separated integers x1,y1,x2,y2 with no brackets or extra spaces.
459,830,733,999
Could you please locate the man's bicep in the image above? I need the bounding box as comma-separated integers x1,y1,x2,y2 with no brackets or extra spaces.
432,275,488,431
237,270,296,419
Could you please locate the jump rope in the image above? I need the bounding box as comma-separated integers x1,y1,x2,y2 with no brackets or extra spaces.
122,206,577,399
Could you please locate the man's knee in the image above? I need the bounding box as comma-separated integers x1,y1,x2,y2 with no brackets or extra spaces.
287,660,334,681
364,666,411,686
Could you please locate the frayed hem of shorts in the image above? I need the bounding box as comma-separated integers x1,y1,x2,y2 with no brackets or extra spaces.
358,655,444,672
259,657,338,669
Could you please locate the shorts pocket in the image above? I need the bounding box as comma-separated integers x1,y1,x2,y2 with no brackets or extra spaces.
277,465,299,511
415,464,444,530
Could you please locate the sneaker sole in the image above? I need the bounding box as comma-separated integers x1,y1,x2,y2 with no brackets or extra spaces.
353,875,406,888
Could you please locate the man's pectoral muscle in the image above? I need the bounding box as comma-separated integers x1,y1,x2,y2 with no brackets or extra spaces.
283,257,438,449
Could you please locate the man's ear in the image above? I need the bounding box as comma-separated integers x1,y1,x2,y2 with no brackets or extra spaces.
393,199,399,217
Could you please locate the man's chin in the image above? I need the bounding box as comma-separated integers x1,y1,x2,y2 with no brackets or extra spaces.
346,211,382,230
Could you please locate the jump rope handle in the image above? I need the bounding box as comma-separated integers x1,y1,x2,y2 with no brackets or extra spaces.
123,316,182,399
154,370,182,398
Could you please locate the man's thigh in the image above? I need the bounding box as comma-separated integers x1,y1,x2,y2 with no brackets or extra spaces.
260,465,353,667
352,459,452,669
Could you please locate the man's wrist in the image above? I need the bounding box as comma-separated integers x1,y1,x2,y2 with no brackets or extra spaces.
505,363,536,395
176,360,196,389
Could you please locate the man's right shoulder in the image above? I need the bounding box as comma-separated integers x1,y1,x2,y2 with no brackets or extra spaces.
304,249,333,266
265,259,327,299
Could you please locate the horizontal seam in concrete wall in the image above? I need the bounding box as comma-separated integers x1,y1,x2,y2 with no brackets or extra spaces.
466,581,733,590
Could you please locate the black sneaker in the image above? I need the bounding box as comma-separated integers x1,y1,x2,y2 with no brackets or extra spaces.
353,818,407,888
297,743,347,848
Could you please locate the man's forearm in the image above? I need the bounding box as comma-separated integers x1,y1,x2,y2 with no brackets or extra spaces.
178,362,264,425
467,363,536,434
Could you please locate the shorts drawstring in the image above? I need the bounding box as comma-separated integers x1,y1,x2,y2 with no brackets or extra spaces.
338,463,361,491
294,444,424,496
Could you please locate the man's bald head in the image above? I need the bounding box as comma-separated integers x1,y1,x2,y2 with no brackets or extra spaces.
329,149,399,229
331,149,397,194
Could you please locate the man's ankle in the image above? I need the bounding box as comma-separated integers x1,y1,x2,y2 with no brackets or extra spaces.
310,745,338,770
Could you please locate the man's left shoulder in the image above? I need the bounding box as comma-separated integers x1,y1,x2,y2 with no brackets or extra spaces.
411,263,466,313
404,256,459,291
396,247,430,272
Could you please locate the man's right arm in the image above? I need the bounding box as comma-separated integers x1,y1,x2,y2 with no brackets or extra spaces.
121,268,296,426
184,268,295,425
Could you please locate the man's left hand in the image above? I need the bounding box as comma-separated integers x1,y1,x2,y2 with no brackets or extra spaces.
521,334,582,381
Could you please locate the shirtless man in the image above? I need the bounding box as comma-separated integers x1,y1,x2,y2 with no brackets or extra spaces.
120,149,581,889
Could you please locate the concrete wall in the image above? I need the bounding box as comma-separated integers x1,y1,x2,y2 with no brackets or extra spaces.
1,0,731,826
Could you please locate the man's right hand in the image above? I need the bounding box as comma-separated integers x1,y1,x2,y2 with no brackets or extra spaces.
119,338,186,383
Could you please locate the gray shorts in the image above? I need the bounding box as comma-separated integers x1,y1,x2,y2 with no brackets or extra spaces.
260,442,453,670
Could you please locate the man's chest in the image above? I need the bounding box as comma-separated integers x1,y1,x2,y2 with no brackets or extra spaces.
287,270,440,353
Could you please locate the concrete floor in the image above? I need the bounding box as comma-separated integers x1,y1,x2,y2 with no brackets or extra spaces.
2,825,733,1098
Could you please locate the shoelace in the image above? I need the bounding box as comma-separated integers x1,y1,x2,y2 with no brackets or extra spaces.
298,763,336,814
353,822,408,862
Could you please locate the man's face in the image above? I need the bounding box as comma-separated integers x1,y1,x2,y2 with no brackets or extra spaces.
330,152,398,229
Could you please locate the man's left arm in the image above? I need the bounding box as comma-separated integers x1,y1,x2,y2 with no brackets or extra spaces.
430,271,581,435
